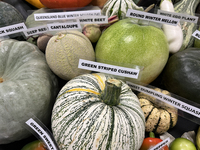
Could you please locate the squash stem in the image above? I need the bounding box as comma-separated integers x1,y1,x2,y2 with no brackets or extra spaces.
101,78,122,106
0,77,3,83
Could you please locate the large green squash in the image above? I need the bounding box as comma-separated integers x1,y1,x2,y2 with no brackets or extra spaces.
161,47,200,104
95,18,169,85
0,39,59,144
51,73,145,150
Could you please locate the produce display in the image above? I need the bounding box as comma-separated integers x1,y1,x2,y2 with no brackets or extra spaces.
0,0,200,149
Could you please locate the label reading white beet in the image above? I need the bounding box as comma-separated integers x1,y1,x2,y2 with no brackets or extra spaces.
47,22,81,31
23,25,49,37
78,15,108,24
158,10,199,24
127,82,200,118
126,9,180,26
0,23,27,37
34,10,101,21
78,59,140,79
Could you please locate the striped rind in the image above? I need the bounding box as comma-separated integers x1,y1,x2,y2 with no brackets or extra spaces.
51,73,145,150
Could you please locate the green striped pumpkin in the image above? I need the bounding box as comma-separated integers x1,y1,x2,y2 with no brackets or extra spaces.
51,73,145,150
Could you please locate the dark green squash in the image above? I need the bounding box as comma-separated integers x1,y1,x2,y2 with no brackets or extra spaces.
0,1,25,40
161,47,200,104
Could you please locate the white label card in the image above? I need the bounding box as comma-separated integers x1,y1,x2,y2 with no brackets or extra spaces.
79,15,108,24
192,30,200,40
127,82,200,118
23,25,49,37
158,10,199,24
26,118,58,150
0,22,27,37
78,59,140,79
34,10,101,21
47,22,81,31
149,138,170,150
126,9,180,26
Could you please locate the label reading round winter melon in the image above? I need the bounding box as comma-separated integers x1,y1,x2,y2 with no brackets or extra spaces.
126,9,180,26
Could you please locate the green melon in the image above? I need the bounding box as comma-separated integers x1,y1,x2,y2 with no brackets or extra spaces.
95,18,169,85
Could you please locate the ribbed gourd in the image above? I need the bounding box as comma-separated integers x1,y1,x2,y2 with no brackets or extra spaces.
45,30,95,81
138,88,178,134
174,0,200,51
51,73,145,150
0,39,59,144
101,0,143,19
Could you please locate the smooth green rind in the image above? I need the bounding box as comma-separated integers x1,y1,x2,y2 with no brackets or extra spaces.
161,47,200,104
95,18,169,85
51,73,145,150
0,39,59,144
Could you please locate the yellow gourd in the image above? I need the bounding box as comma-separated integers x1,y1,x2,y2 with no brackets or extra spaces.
25,0,45,8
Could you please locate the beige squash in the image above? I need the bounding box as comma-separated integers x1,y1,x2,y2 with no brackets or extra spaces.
45,30,95,81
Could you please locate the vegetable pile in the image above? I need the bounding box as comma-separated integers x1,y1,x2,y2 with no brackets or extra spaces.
0,0,200,149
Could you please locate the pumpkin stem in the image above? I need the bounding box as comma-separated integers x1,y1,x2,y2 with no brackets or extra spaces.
0,77,3,83
101,78,122,106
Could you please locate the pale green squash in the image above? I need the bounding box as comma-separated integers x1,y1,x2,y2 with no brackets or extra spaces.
51,73,145,150
0,39,59,144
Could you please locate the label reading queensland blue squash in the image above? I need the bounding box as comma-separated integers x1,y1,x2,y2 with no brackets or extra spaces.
127,82,200,120
126,9,180,26
25,118,59,150
78,59,141,79
0,23,27,37
23,25,49,37
47,22,81,31
34,10,101,21
157,10,198,24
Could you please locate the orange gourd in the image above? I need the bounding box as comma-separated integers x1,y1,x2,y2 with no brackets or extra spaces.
39,0,93,10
